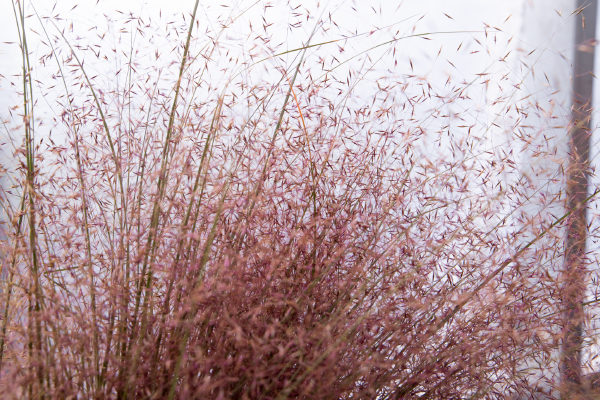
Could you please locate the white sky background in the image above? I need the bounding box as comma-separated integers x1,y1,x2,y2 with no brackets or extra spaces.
4,0,600,377
0,0,524,150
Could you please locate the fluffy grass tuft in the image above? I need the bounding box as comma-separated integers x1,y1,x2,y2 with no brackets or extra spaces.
1,1,598,398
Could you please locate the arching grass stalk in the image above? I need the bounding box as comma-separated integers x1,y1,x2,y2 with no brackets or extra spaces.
0,194,26,374
120,2,201,398
12,1,45,395
167,178,231,400
32,7,101,389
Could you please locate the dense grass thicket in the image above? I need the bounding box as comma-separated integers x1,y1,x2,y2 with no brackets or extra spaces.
1,0,599,398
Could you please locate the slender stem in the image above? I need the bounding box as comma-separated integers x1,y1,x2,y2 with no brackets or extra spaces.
562,0,597,395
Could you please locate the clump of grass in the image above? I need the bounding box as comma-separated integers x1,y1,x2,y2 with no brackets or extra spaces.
0,1,597,398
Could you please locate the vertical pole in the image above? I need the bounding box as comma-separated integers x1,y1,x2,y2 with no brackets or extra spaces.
563,0,597,396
